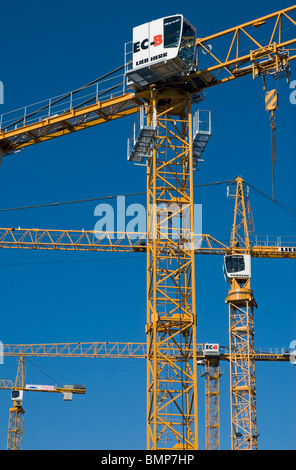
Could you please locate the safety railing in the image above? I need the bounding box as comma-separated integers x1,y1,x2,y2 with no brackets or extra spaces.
250,235,296,248
124,41,133,74
0,73,126,132
193,109,212,138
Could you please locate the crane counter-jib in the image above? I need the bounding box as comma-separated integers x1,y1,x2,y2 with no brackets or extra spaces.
0,383,86,394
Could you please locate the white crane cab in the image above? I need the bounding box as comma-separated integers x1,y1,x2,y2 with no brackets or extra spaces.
11,390,23,406
125,15,196,88
223,254,251,283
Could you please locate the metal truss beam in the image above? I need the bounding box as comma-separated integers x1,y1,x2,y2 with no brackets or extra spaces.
0,227,294,258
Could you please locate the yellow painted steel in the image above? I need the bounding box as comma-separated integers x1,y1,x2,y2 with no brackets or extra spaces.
0,5,294,451
7,355,25,450
0,226,294,258
230,177,251,252
0,7,295,157
194,5,296,89
3,341,288,450
226,178,258,450
265,90,279,112
2,341,290,361
226,279,258,450
204,358,221,450
3,354,86,450
145,89,198,449
7,406,25,451
0,93,144,155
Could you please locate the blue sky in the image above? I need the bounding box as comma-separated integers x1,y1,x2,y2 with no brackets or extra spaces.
0,0,295,450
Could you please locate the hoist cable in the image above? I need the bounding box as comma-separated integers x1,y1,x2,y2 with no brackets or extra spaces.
0,180,234,213
270,114,277,202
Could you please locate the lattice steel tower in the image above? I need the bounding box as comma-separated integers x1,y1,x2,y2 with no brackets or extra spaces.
224,177,258,449
145,88,198,449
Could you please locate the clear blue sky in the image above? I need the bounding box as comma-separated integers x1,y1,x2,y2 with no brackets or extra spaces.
0,0,295,451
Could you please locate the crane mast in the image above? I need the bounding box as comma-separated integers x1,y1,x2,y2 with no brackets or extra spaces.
7,355,25,450
201,348,222,451
145,89,198,449
225,177,258,449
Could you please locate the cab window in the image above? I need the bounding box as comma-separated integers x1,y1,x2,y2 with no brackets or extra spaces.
178,20,196,67
225,255,245,273
164,16,181,48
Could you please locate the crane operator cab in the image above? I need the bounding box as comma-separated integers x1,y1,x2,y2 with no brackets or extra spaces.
125,15,197,88
11,390,23,406
223,254,251,284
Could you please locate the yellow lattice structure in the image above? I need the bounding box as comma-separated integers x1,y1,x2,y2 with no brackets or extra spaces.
146,89,198,449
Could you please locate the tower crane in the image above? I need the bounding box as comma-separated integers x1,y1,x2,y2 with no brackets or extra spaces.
0,175,294,450
0,6,295,155
199,343,223,450
0,354,86,450
223,177,259,450
0,6,295,450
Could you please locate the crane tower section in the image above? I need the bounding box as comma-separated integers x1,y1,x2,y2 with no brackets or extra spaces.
145,89,198,450
125,15,196,88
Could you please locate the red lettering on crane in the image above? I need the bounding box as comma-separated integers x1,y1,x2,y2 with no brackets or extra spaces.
153,34,163,46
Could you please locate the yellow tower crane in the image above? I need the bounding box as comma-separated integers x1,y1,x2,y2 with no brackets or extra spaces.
200,174,295,451
223,177,258,449
0,175,294,450
0,6,295,450
199,344,223,450
0,354,86,450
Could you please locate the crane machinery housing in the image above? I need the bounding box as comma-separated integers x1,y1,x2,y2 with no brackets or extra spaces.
125,15,197,87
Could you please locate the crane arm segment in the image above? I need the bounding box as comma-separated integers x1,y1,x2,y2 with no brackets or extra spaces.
0,227,295,258
0,380,14,388
2,341,290,361
2,341,160,358
0,227,148,253
192,5,296,89
0,91,145,156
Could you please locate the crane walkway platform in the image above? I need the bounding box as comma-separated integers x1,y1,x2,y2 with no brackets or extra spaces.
0,70,144,156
